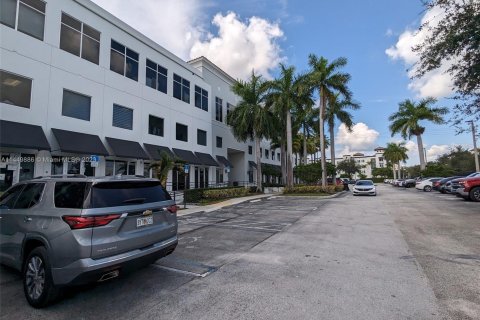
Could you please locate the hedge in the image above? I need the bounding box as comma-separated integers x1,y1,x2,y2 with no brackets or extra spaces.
184,186,250,202
283,185,343,194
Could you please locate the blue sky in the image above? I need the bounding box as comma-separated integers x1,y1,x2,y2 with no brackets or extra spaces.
94,0,472,164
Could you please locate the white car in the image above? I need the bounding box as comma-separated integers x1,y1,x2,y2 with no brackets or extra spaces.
352,180,377,196
415,177,443,192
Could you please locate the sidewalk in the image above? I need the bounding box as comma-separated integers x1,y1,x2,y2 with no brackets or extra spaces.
177,193,275,216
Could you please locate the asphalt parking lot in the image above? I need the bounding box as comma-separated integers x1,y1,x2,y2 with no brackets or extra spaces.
0,186,478,320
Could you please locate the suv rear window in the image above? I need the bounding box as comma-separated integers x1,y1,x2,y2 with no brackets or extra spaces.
55,182,90,209
88,180,171,208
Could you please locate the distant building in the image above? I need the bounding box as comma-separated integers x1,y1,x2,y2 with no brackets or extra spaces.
332,147,386,179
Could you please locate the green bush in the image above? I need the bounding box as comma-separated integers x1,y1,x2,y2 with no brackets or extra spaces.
184,186,249,202
203,187,249,199
284,185,338,194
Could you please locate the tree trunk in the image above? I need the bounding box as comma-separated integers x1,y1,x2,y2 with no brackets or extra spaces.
417,134,426,171
392,163,396,180
397,162,402,179
319,87,327,186
329,119,336,183
303,126,307,165
286,111,294,187
255,136,263,192
280,142,286,185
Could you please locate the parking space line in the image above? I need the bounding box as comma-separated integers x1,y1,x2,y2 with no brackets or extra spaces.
250,199,262,203
151,264,216,278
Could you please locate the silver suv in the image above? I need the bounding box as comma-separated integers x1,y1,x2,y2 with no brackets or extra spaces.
0,175,178,308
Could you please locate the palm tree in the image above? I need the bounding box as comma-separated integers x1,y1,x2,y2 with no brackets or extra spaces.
389,98,448,171
149,152,176,188
308,55,352,186
227,71,274,192
383,142,409,179
267,64,311,187
326,93,360,183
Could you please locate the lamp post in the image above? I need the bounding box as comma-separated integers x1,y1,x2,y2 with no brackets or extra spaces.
467,121,479,172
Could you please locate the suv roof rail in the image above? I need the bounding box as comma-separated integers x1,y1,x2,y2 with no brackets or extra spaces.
33,174,88,179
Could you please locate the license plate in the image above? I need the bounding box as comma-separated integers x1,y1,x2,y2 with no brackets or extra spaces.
136,216,153,228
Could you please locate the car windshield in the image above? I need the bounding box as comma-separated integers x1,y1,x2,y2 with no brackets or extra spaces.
356,180,373,186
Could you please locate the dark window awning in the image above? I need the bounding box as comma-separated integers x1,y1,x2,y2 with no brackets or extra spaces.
0,120,50,150
172,148,201,164
144,144,174,160
106,137,149,159
195,152,219,166
52,128,108,155
216,155,233,168
248,160,257,169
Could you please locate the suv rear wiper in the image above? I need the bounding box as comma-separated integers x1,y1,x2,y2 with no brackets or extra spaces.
122,198,146,204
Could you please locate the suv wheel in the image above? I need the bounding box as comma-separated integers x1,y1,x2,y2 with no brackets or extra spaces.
423,185,432,192
469,187,480,202
23,247,60,308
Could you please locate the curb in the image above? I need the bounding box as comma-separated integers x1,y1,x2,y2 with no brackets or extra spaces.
177,194,275,216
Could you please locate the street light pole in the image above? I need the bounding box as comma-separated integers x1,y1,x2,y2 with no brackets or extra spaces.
467,121,479,172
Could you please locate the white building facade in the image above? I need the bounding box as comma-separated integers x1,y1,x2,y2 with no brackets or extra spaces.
333,147,386,179
0,0,281,191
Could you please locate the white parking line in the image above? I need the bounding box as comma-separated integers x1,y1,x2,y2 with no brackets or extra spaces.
152,264,214,278
250,199,262,203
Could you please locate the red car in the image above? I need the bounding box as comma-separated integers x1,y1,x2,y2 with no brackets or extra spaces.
457,176,480,201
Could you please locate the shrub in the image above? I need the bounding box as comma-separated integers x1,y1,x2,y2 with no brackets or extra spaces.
203,187,249,199
284,185,338,194
184,186,249,202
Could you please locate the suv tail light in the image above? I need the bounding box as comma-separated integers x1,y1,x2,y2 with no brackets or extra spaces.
62,214,121,229
167,205,178,214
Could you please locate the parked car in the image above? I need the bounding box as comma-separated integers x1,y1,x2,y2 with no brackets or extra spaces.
436,176,463,193
448,172,480,194
415,177,444,192
327,177,343,185
0,175,178,308
352,180,377,196
404,178,417,188
457,176,480,201
393,179,404,187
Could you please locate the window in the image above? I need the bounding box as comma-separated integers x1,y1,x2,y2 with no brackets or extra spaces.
216,136,223,148
105,160,135,176
0,70,32,108
54,182,88,209
215,97,223,122
13,183,44,209
173,74,190,103
60,13,100,64
248,146,253,155
110,40,139,81
265,149,269,159
176,123,188,142
145,59,167,94
0,184,25,209
277,153,280,161
197,129,207,146
89,181,170,208
19,153,34,181
143,162,151,178
272,150,275,160
148,115,164,136
216,168,224,183
62,89,91,121
1,0,46,41
112,104,133,130
194,85,208,111
51,156,64,175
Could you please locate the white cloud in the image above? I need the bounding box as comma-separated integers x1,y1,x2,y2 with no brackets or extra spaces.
336,123,380,154
91,1,285,80
91,0,206,59
385,6,455,98
426,144,450,160
190,12,285,79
